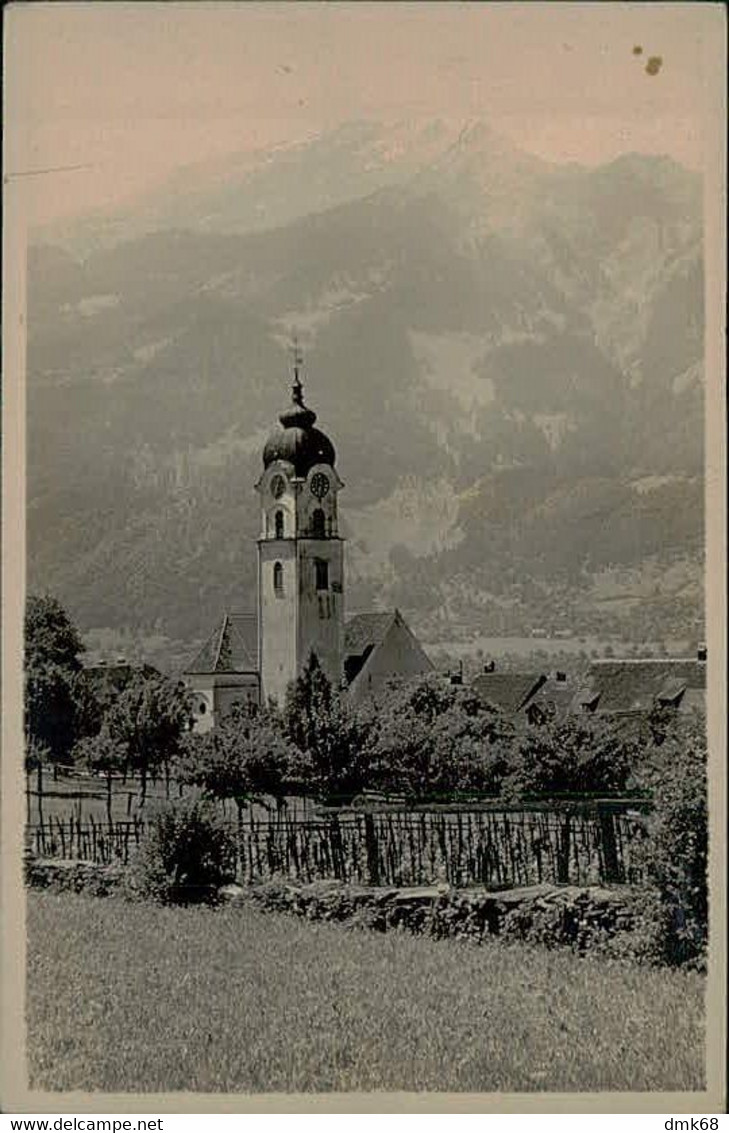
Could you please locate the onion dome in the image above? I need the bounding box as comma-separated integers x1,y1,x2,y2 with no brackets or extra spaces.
263,376,336,475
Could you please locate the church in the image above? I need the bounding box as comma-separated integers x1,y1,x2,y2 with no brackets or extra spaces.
182,356,432,730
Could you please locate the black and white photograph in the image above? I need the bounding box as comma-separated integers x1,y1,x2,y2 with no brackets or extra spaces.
2,0,726,1113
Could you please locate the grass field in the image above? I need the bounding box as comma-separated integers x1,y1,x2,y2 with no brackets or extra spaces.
27,892,705,1094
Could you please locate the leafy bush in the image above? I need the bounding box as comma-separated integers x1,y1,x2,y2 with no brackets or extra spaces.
633,714,708,969
125,798,236,905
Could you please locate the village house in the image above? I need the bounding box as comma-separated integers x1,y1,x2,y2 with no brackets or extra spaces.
471,652,706,723
470,668,580,721
574,653,707,717
471,670,548,716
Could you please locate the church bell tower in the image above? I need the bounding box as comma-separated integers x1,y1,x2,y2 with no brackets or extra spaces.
256,348,344,705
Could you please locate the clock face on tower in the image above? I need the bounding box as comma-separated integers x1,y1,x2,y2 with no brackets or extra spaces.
310,472,330,500
270,474,286,500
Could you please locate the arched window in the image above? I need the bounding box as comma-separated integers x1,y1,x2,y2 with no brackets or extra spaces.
274,510,284,539
273,561,284,595
311,508,326,539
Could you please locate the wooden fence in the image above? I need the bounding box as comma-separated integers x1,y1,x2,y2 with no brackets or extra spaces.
26,805,647,888
28,814,146,866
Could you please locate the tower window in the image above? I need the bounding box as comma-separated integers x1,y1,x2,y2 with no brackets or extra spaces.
311,508,326,539
315,559,329,592
274,510,284,539
273,561,284,595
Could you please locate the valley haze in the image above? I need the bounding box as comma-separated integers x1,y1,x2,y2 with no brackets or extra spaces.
25,116,705,671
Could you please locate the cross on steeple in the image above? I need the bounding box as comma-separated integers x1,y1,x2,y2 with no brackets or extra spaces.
290,335,304,404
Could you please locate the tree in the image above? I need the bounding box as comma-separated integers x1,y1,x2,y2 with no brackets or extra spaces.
23,736,50,824
68,668,106,740
24,595,91,786
283,653,374,802
24,660,80,775
25,594,85,673
180,703,293,807
283,652,335,755
364,675,514,801
104,672,192,805
74,729,127,825
178,702,294,869
504,713,638,801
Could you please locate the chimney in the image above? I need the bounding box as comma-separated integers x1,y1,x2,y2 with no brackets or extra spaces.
483,660,496,674
697,643,707,663
555,670,567,682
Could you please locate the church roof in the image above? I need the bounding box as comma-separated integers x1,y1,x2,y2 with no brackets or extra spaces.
343,610,432,694
184,612,258,675
344,611,396,658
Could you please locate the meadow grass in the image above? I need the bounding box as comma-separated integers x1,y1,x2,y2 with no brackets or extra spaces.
27,891,705,1094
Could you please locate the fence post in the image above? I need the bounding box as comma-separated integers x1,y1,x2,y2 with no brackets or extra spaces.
364,812,380,886
557,813,571,884
328,814,344,881
598,805,624,884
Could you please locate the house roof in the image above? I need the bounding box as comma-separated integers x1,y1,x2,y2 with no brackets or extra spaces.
581,659,706,713
471,672,547,714
575,686,601,712
344,611,395,658
184,612,258,675
84,662,159,690
527,678,581,718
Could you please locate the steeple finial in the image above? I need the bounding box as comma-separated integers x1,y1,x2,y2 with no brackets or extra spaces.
290,334,304,405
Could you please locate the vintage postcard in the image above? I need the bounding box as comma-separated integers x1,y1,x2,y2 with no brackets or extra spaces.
2,0,726,1115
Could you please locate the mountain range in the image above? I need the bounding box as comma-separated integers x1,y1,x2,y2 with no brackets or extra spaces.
26,120,705,664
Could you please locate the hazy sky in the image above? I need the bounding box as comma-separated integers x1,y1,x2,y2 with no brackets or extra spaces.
5,2,722,228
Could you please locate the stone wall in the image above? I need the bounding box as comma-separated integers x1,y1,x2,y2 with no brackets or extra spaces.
24,854,648,960
24,855,125,897
221,878,644,956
